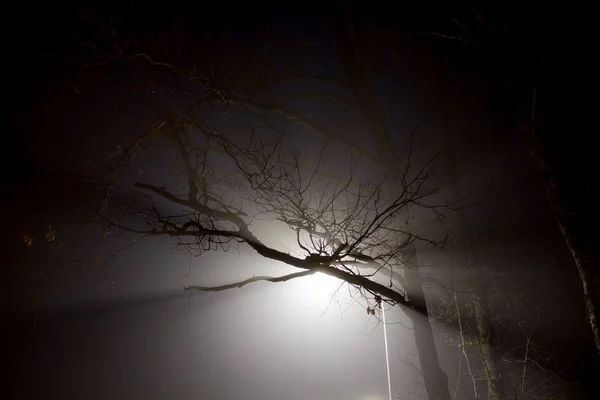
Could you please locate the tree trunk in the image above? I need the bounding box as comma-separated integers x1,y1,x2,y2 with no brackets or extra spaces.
529,145,600,354
451,238,506,400
442,121,506,399
526,90,600,355
471,263,505,400
405,263,451,400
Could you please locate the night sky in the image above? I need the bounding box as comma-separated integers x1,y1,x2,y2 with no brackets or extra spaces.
2,2,598,400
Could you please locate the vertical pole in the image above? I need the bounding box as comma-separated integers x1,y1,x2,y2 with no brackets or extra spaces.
382,305,393,400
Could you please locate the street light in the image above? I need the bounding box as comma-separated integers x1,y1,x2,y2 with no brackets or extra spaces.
290,271,393,400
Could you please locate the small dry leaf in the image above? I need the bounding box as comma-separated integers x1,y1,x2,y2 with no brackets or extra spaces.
22,234,33,247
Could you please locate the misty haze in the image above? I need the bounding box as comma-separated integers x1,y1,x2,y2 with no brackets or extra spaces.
3,2,597,400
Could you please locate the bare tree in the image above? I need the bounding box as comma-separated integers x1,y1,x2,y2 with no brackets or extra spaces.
69,10,475,399
83,90,460,399
96,109,453,306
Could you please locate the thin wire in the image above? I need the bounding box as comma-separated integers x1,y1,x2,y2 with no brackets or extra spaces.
382,305,393,400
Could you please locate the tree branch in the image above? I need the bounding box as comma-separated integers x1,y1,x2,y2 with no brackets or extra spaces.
184,270,316,292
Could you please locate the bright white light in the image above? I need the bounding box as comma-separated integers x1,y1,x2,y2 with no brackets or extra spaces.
296,272,341,295
287,272,345,312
